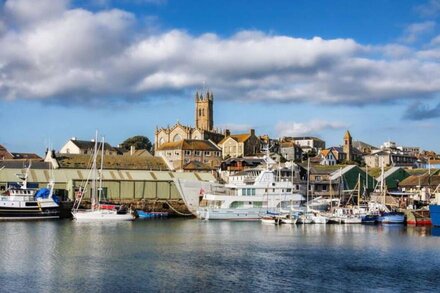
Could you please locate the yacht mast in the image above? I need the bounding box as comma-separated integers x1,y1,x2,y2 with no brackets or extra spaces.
91,131,99,211
306,157,310,212
99,136,105,203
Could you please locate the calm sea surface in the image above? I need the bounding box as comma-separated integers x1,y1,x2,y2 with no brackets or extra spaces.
1,219,440,292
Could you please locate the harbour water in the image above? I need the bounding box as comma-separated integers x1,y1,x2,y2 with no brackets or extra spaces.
1,220,440,292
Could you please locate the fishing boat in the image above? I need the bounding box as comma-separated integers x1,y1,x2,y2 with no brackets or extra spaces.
405,210,431,226
378,212,405,224
311,213,329,224
0,163,60,220
361,214,379,224
175,148,304,221
72,133,134,221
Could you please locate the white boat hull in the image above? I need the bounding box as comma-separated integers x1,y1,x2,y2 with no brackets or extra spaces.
311,215,328,224
342,216,362,224
73,210,134,221
197,208,261,220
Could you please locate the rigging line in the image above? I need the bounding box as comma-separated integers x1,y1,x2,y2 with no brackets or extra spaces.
165,200,193,216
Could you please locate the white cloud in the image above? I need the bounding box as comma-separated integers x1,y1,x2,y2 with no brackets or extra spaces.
399,21,435,43
1,1,440,107
275,120,346,138
4,0,70,26
416,0,440,18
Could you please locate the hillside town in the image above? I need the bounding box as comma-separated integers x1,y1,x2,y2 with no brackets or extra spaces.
1,91,440,213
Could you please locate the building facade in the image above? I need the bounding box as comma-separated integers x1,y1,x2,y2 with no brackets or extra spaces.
280,141,303,161
154,91,225,151
218,129,260,159
155,139,222,171
60,138,118,155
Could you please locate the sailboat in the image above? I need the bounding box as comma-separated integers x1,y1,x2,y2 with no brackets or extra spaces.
341,174,364,224
71,133,134,221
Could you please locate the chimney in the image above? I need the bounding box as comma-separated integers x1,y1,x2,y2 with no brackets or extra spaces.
130,145,135,156
250,129,255,136
71,137,77,141
225,129,231,136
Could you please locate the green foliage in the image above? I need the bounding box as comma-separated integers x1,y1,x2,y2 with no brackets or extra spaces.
120,136,153,152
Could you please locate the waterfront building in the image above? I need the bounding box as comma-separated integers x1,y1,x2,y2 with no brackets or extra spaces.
218,129,261,159
0,152,215,212
375,167,410,190
154,91,225,151
308,165,376,198
364,150,417,168
155,139,222,171
399,173,440,201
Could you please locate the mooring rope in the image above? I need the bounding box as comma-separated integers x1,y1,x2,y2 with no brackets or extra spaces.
165,200,193,216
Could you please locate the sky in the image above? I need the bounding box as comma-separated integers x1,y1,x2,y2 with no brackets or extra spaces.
1,0,440,154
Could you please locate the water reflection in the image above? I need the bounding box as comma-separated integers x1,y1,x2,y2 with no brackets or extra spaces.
1,220,440,292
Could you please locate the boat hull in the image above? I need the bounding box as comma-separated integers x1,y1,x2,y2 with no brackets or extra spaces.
197,208,261,220
342,217,362,224
429,205,440,226
378,212,405,224
0,200,59,220
361,215,379,224
73,210,134,221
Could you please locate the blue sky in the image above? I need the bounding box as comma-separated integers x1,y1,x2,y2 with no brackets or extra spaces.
1,0,440,154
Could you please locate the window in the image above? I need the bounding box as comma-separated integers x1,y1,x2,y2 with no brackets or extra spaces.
204,151,211,156
185,150,191,156
175,151,180,156
195,151,202,156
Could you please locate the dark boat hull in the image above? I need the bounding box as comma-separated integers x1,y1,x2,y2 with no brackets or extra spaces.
0,206,60,220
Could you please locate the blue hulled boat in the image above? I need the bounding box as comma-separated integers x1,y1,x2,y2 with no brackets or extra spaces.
361,214,379,224
429,205,440,226
378,212,405,224
137,210,169,219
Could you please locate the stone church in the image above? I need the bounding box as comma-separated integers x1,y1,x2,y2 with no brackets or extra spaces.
154,91,226,151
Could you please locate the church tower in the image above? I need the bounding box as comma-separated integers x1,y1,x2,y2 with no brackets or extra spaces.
195,91,214,131
343,130,352,162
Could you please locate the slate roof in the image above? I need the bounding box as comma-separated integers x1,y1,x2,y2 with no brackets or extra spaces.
70,140,114,151
56,154,169,170
0,160,50,169
11,153,42,160
399,174,440,188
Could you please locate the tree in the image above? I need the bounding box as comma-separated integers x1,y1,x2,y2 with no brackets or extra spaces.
120,136,153,153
